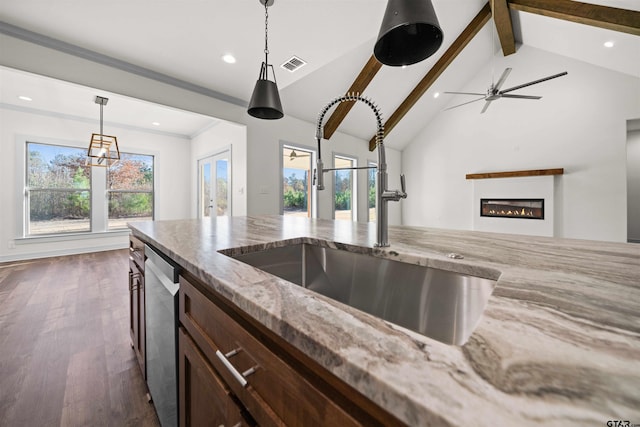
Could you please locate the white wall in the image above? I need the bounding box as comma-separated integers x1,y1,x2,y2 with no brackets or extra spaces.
0,32,402,263
472,176,554,237
247,114,402,225
402,45,640,242
190,120,248,218
0,107,191,261
628,128,640,243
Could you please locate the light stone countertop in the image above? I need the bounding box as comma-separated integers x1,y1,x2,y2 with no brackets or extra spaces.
129,215,640,426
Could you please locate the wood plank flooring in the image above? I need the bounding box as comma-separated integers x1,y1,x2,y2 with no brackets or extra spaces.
0,249,159,427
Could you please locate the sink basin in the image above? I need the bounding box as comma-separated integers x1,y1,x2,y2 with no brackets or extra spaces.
222,242,497,345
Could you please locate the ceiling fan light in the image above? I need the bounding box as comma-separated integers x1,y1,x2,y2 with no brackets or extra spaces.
374,0,444,66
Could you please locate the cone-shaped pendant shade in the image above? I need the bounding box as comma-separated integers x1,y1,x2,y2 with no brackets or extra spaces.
374,0,443,66
248,77,284,120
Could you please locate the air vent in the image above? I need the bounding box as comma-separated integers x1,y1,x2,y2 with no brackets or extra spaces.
280,56,307,73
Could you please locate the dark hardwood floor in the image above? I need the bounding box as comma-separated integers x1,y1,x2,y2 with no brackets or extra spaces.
0,249,159,427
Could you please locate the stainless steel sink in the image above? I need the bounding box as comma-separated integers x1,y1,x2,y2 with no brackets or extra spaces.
223,242,497,345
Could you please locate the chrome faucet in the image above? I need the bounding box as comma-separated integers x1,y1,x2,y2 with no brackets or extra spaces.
314,93,406,247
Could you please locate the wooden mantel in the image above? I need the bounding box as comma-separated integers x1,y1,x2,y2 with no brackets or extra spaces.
466,168,564,180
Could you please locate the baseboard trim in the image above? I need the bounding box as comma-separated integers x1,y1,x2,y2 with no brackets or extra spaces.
0,243,128,263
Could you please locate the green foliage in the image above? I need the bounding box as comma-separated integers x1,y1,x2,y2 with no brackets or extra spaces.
368,185,376,208
284,189,306,209
335,189,351,210
28,147,91,221
368,168,376,208
28,146,155,223
109,193,152,219
283,172,308,210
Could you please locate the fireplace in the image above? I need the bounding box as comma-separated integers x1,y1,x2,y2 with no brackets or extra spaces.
480,198,544,220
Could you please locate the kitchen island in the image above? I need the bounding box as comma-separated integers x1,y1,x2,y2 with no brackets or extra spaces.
129,215,640,426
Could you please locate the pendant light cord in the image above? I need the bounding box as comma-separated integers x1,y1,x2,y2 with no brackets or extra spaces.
99,102,104,147
264,2,269,73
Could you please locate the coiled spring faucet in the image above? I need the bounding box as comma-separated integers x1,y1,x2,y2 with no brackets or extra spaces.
314,93,407,247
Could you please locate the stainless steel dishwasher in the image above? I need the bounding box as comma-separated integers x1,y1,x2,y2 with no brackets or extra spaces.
144,244,180,427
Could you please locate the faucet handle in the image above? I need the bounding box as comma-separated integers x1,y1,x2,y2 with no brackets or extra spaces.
400,174,407,195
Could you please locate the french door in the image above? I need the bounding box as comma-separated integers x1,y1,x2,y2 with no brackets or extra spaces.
198,151,231,218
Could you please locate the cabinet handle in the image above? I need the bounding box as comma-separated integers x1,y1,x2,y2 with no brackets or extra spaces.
215,349,257,388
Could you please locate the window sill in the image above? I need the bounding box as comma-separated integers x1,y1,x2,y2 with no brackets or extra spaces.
15,229,131,245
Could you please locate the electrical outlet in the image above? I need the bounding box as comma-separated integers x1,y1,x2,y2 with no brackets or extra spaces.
8,240,15,249
259,185,269,195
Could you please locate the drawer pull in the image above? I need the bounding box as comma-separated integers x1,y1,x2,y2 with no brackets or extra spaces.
216,349,257,388
242,366,257,378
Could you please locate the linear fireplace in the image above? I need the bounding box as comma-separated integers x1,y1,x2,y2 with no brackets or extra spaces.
481,198,544,220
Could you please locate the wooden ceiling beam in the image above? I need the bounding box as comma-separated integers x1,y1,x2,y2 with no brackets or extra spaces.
369,2,492,151
492,0,516,56
322,55,382,140
508,0,640,36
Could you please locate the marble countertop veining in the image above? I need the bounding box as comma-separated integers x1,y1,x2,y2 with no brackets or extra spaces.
129,215,640,426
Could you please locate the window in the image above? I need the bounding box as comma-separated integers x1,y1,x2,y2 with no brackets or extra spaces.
368,162,377,222
108,153,154,229
24,141,154,236
282,145,314,217
334,155,357,221
26,142,91,235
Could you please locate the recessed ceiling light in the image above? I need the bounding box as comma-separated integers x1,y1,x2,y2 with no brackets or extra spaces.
604,41,614,48
152,122,160,126
18,95,33,101
433,92,440,99
222,54,236,64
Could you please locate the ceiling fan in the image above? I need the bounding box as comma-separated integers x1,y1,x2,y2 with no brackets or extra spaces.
289,150,311,161
444,67,568,114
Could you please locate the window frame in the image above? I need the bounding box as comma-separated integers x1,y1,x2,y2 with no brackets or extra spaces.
106,151,155,230
280,141,317,218
17,136,156,239
24,140,93,236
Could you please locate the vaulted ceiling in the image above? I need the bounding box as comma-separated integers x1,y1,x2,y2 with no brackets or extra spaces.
1,0,638,150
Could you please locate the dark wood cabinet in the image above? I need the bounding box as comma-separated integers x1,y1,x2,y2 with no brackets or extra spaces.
129,235,146,378
178,326,250,427
178,273,398,427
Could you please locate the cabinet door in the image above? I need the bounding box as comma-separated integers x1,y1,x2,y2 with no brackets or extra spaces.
178,327,247,427
129,260,145,378
179,276,362,427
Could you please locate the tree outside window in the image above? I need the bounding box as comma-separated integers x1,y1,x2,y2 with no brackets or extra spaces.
108,153,154,229
334,155,356,221
26,142,91,235
25,142,154,236
368,162,377,222
282,146,313,217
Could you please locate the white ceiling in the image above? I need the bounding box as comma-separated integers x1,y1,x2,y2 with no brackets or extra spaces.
0,66,219,138
1,0,638,149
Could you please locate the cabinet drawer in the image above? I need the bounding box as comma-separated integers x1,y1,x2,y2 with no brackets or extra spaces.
129,235,145,271
178,327,250,427
179,276,361,427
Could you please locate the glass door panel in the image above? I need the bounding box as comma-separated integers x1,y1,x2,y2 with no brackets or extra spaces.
199,151,231,218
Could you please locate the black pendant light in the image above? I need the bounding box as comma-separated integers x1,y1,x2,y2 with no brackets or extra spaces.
374,0,444,67
248,0,284,120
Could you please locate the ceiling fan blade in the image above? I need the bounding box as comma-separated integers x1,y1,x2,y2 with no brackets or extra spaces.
480,100,493,114
500,94,542,99
444,91,486,96
494,68,512,91
500,71,568,94
444,96,486,111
